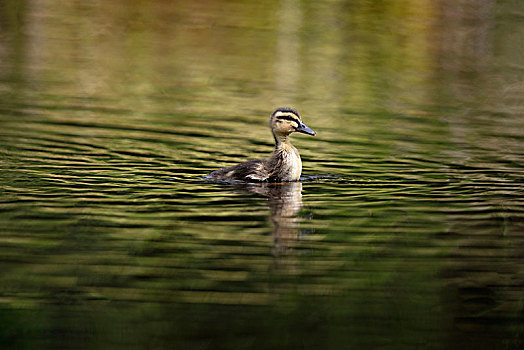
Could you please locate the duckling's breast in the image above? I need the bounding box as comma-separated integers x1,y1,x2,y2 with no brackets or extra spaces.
289,149,302,180
279,146,302,181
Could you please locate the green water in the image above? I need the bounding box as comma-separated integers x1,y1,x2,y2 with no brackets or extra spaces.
1,0,523,349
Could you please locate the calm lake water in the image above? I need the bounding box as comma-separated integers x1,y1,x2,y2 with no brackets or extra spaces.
1,0,523,349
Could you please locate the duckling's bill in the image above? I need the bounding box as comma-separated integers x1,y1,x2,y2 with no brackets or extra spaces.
295,122,316,136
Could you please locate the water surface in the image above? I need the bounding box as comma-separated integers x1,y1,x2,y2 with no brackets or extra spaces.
0,0,523,349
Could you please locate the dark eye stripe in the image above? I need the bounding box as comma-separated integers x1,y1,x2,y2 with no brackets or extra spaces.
276,115,300,124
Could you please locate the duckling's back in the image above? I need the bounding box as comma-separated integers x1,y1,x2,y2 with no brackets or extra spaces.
209,159,270,182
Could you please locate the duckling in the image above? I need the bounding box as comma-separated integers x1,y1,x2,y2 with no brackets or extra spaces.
209,107,316,182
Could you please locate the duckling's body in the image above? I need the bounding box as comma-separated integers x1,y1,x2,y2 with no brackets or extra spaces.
210,141,302,182
209,107,315,182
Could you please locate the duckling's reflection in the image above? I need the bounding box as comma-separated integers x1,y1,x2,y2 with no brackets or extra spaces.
234,182,304,256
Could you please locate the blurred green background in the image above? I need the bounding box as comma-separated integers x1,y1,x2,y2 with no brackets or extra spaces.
0,0,523,349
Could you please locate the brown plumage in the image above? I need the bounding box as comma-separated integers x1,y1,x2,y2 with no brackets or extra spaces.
208,107,316,182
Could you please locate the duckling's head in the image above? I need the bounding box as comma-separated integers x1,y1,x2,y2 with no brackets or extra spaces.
270,107,316,139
